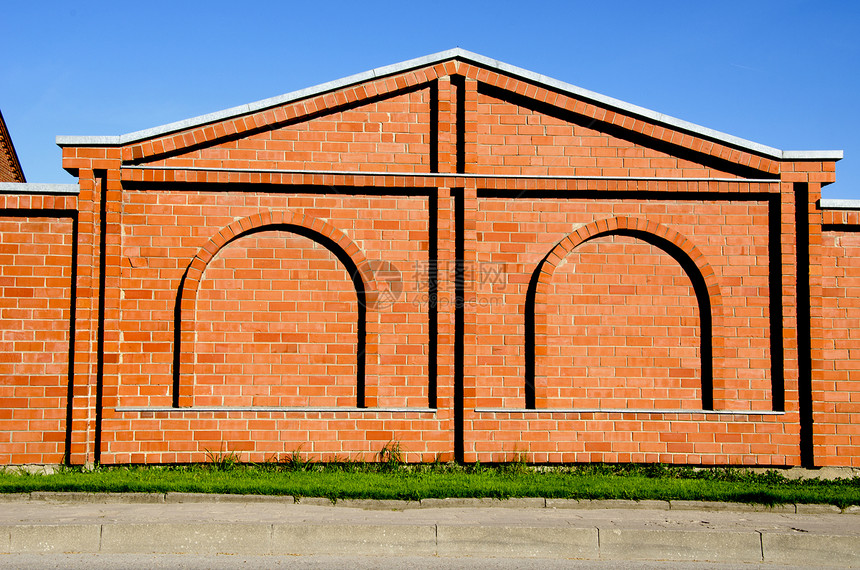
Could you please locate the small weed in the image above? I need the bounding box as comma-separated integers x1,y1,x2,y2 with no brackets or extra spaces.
377,440,404,469
204,445,241,471
466,459,486,474
283,445,311,471
501,451,531,475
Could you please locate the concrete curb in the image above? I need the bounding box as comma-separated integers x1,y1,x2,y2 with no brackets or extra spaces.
4,493,858,513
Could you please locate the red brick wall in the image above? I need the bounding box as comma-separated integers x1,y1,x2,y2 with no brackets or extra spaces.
0,56,851,467
469,198,774,413
814,210,860,466
95,189,437,463
0,148,24,182
538,235,702,410
0,194,76,464
474,89,739,178
191,230,360,408
0,112,26,183
145,90,432,173
463,195,790,464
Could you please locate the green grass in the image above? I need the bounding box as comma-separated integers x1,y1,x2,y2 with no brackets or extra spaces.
2,460,859,508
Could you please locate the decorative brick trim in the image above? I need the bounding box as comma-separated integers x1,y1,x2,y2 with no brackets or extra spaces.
121,165,779,194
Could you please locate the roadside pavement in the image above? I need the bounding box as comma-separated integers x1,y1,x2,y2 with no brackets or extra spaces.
0,493,858,566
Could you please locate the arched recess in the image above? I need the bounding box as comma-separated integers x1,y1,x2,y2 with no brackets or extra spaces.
173,210,378,408
525,217,724,410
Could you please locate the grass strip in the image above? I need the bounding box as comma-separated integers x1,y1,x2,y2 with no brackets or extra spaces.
2,462,859,508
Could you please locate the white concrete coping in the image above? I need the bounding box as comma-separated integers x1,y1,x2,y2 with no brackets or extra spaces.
820,199,860,210
0,182,79,194
56,48,843,162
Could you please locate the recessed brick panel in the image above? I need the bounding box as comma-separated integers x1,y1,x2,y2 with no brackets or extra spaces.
470,198,773,414
0,216,73,465
190,230,359,407
814,230,860,466
538,235,702,410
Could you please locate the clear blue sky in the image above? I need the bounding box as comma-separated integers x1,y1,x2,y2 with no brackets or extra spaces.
3,0,858,198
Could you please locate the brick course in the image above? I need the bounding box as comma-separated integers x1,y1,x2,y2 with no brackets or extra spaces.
0,51,853,466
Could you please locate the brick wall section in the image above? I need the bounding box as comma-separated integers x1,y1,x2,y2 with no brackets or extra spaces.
470,197,773,411
474,89,740,178
0,194,76,464
0,144,24,182
147,90,432,173
815,214,860,466
464,193,786,464
115,190,429,409
191,231,360,408
0,55,850,466
538,235,702,409
95,188,436,463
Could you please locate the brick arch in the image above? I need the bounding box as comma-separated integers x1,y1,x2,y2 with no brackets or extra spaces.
173,210,378,408
525,216,724,411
